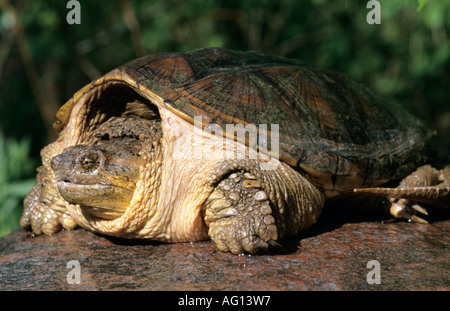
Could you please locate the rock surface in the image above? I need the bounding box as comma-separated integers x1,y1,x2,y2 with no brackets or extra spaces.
1,211,449,291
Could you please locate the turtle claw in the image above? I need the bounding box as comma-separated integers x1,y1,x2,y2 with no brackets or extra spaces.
390,198,428,224
411,203,428,216
410,215,428,224
267,239,283,248
354,165,449,223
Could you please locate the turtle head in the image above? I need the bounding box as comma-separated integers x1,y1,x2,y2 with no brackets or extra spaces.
50,138,144,220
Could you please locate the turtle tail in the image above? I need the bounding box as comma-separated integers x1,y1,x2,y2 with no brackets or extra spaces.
353,186,449,208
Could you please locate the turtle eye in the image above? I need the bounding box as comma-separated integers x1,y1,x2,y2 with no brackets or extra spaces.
79,153,99,171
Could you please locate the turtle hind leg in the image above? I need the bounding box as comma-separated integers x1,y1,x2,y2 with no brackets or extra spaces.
354,165,450,223
203,170,279,254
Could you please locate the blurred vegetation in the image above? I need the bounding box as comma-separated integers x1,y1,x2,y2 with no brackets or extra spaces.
0,132,36,236
0,0,449,236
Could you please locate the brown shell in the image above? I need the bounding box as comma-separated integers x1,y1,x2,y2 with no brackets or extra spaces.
57,48,432,186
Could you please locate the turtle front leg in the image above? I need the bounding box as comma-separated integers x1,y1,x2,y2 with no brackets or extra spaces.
354,165,449,223
21,142,78,235
203,159,324,254
21,165,77,235
20,143,77,235
204,170,278,254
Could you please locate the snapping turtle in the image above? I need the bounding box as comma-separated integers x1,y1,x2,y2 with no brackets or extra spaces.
21,48,449,254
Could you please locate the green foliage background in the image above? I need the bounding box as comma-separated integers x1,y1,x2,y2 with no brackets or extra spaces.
0,0,449,236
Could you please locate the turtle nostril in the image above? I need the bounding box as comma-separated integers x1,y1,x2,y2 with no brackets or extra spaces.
50,155,61,171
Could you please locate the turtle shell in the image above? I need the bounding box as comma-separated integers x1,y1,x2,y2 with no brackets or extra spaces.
57,48,432,191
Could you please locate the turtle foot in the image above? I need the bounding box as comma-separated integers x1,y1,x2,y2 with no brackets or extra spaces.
389,198,429,223
204,171,278,254
21,166,77,235
354,165,449,223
